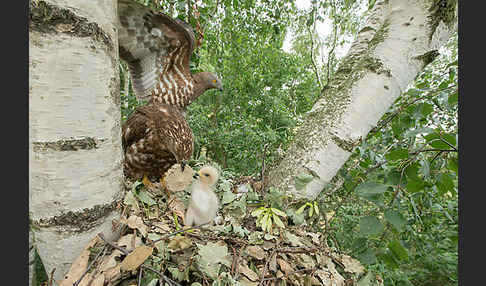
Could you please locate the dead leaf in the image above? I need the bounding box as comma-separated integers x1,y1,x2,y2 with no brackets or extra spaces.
167,235,192,252
168,197,186,218
269,253,277,273
120,245,154,271
123,191,140,215
117,233,143,252
238,276,259,286
76,272,93,286
89,273,105,286
121,215,148,237
246,245,265,260
284,231,304,247
59,236,100,286
239,264,259,281
164,164,194,192
152,221,171,233
339,254,365,274
104,265,121,282
277,258,294,275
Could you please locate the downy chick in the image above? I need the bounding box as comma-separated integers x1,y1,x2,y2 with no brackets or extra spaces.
185,165,220,227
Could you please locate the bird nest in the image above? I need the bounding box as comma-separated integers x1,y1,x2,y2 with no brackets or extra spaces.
57,165,370,286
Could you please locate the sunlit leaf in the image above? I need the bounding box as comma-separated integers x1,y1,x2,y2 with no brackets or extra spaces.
388,240,409,261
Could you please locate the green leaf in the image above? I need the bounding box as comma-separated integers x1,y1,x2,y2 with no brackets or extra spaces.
313,202,320,216
357,271,373,286
356,249,377,265
271,208,287,217
447,157,458,174
388,240,409,261
355,182,389,197
384,210,407,232
436,173,455,195
406,178,425,193
385,170,402,186
420,159,430,178
424,132,456,149
251,208,266,217
221,191,237,205
385,148,409,161
448,90,458,106
135,190,157,206
296,204,307,214
294,173,314,190
359,216,384,236
420,103,434,118
377,251,399,269
273,214,285,228
405,162,420,180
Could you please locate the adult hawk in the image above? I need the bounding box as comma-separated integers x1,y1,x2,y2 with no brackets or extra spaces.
118,0,223,110
122,103,194,185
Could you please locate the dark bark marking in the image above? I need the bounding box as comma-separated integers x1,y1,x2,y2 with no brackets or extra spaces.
33,137,106,152
29,0,114,51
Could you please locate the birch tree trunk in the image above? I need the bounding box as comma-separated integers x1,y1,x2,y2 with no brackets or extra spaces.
267,0,457,199
29,0,123,282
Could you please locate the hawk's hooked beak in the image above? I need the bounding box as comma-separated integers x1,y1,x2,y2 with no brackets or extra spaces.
181,161,187,172
193,171,200,179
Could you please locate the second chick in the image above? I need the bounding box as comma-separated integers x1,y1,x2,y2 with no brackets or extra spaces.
185,165,220,227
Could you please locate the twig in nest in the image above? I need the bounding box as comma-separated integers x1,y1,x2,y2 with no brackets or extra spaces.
142,265,182,286
276,246,318,254
262,267,317,281
150,222,210,245
258,242,280,286
98,233,129,255
137,266,143,286
73,245,107,286
48,268,55,286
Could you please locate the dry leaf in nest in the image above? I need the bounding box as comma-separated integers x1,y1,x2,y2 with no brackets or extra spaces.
117,233,143,253
246,245,265,260
92,273,105,286
152,221,171,233
167,235,192,252
338,254,365,274
238,276,259,286
103,265,122,282
120,245,154,271
315,269,345,286
59,236,100,286
269,253,277,272
121,215,148,237
76,272,93,286
277,258,294,276
168,196,186,219
83,273,104,286
163,163,194,193
239,264,259,281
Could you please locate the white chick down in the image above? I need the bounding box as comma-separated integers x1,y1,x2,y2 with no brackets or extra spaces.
184,165,220,227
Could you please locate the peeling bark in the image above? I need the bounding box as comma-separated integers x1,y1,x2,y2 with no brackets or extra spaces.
267,0,457,198
29,0,123,281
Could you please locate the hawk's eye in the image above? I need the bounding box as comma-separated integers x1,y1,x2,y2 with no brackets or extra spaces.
212,79,217,83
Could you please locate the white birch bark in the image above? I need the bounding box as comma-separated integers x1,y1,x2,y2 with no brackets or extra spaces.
268,0,457,198
29,0,123,281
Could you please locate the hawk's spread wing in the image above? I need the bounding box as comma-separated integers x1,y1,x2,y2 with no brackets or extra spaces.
118,0,195,103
